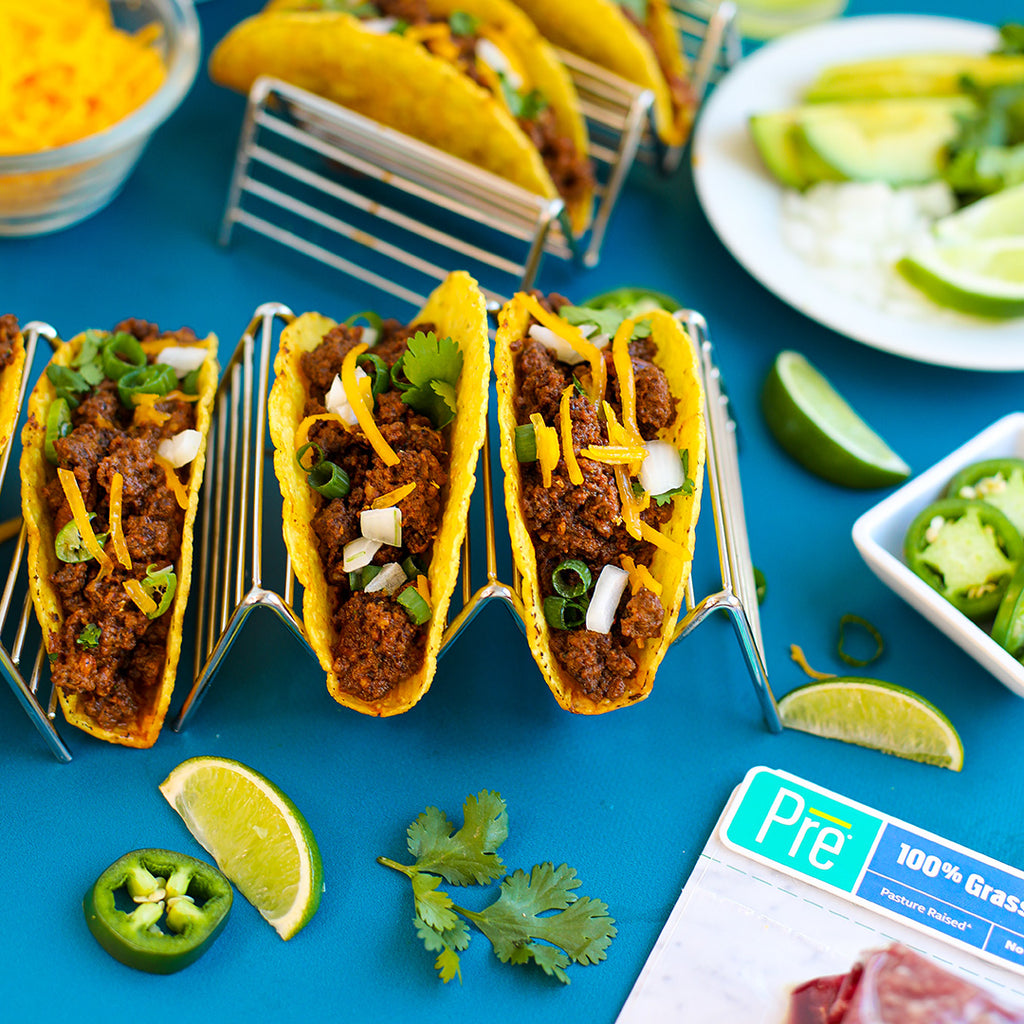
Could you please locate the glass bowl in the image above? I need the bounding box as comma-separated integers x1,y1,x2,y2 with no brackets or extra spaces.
0,0,201,237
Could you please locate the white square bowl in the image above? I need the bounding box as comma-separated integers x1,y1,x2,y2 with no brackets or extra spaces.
852,412,1024,699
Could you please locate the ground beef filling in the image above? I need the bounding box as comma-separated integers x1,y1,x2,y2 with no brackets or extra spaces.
374,0,593,214
0,313,19,372
44,320,198,733
513,303,678,700
299,320,450,702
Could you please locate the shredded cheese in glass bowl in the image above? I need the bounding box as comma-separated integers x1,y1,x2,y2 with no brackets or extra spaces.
0,0,200,237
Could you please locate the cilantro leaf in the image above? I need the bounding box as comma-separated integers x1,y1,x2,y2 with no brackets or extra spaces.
379,791,615,985
559,304,652,341
401,331,463,389
463,863,617,979
449,11,480,36
76,622,101,649
405,789,507,885
498,73,549,122
399,331,463,428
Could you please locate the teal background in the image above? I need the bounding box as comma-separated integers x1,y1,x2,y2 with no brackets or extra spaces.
3,1,1024,1022
723,768,884,891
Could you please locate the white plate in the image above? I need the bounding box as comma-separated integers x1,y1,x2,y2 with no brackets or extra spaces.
852,413,1024,698
691,15,1024,372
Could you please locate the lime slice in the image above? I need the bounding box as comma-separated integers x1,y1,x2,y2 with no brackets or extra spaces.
933,183,1024,243
898,237,1024,318
159,756,323,940
761,350,910,488
778,678,964,770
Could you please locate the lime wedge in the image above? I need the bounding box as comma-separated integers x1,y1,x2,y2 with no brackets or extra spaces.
933,183,1024,243
898,238,1024,318
761,350,910,488
778,678,964,771
159,756,323,940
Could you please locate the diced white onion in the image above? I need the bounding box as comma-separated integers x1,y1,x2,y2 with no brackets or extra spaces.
528,323,586,366
586,565,629,635
157,429,201,468
360,17,398,34
590,332,610,350
324,368,368,426
476,38,521,89
364,562,407,596
362,327,379,348
638,440,684,497
576,323,597,337
360,507,402,547
158,346,207,377
342,537,381,573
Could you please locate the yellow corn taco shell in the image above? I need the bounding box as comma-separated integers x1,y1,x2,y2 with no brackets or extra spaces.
21,331,218,748
512,0,695,147
495,296,705,713
0,317,27,457
268,270,489,716
210,3,593,233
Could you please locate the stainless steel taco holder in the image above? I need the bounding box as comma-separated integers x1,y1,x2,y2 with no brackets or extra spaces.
2,1,776,760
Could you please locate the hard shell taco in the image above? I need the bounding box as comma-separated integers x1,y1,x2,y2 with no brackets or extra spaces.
0,314,27,456
268,270,489,715
495,290,705,713
21,320,218,748
209,0,594,234
511,0,697,148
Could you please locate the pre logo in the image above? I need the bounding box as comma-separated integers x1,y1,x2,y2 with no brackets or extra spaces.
755,787,851,870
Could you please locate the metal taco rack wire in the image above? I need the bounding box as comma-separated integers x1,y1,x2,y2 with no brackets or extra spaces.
217,2,740,288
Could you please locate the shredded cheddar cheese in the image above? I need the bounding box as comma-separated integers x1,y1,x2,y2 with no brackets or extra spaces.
371,482,416,509
415,574,431,604
155,455,188,510
620,554,663,597
132,392,170,427
342,342,400,467
529,412,559,488
0,0,168,156
611,318,644,449
57,466,113,577
108,472,132,570
638,519,692,561
523,295,606,403
123,578,157,616
559,386,583,486
579,444,647,465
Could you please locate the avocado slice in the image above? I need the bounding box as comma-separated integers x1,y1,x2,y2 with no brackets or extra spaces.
749,111,810,189
805,54,1024,102
797,97,974,186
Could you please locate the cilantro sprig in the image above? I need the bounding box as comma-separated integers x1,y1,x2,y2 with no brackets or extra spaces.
394,331,463,428
560,304,652,341
378,790,616,984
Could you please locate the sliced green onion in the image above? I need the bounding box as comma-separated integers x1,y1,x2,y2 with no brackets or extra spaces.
55,515,109,563
552,559,591,599
356,353,390,396
543,595,587,630
361,565,382,589
401,554,426,579
181,368,200,395
295,442,324,472
343,537,382,573
101,333,146,380
141,564,177,619
364,562,406,596
45,398,72,464
397,585,431,625
514,423,537,463
117,363,177,407
308,461,350,499
837,614,884,668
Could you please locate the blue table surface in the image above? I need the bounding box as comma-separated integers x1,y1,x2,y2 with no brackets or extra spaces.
4,0,1023,1020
